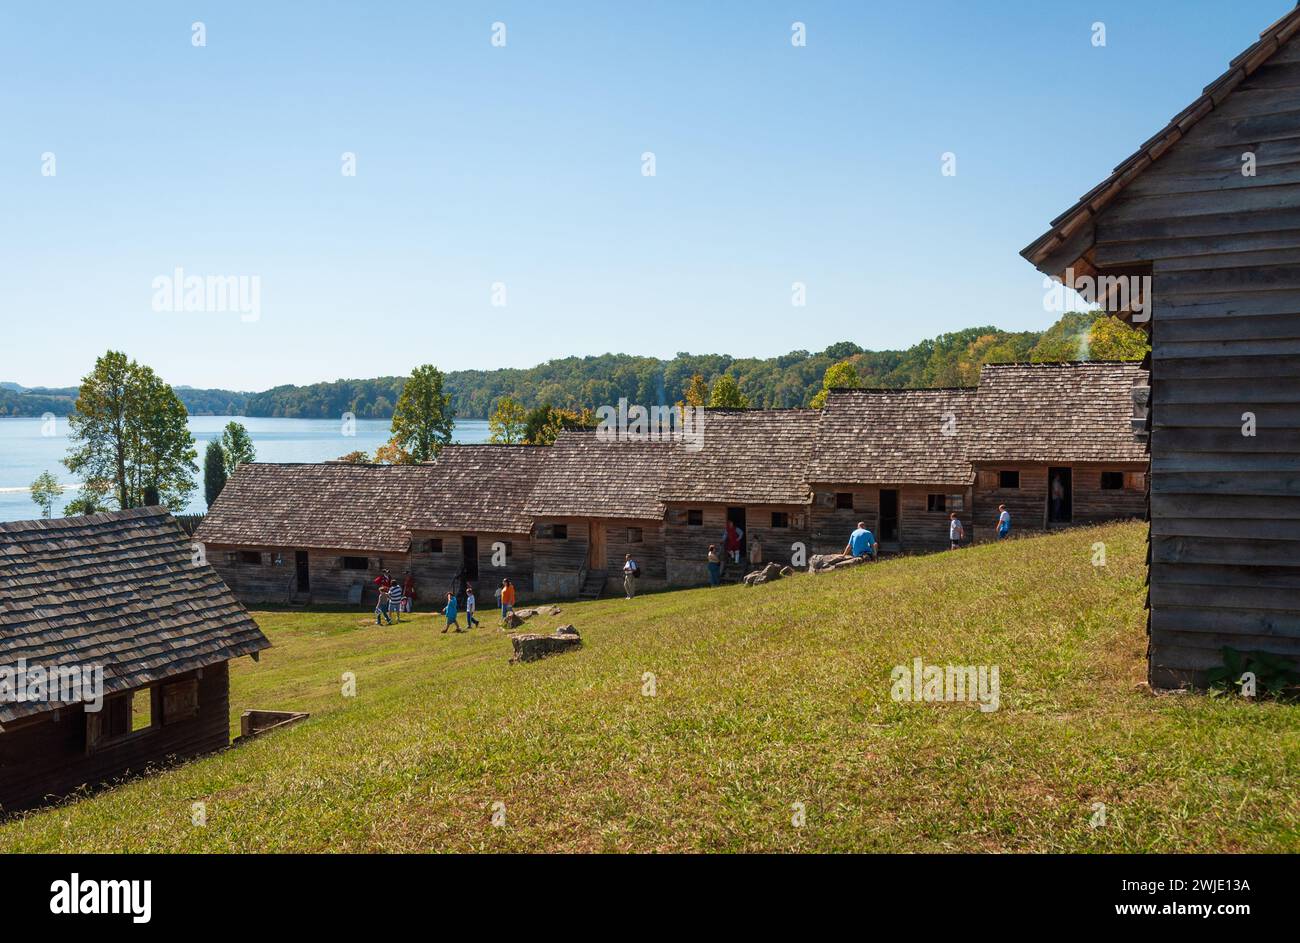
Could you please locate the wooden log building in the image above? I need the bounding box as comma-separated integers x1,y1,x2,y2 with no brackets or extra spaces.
661,409,820,585
524,430,674,598
1022,7,1300,686
808,388,978,555
968,363,1149,539
407,444,550,607
196,462,429,606
0,508,270,812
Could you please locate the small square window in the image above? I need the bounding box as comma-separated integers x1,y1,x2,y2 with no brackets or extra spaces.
627,527,643,543
687,510,704,526
238,550,262,566
835,492,854,510
999,471,1020,489
341,556,369,570
771,512,790,528
927,494,946,512
1100,471,1124,490
425,538,444,553
552,524,568,540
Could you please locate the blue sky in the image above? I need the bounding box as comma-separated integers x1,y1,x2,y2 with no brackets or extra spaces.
0,0,1290,390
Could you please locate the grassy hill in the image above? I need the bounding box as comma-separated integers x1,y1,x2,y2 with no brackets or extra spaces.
1,521,1295,853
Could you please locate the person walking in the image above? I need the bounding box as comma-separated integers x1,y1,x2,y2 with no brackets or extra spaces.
375,581,394,626
465,585,480,628
623,554,640,599
949,511,965,549
388,579,404,623
500,578,516,624
844,521,877,560
706,544,722,587
441,591,463,633
995,504,1012,540
402,572,416,613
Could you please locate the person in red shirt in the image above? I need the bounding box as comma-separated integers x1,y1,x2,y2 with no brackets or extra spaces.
402,573,416,613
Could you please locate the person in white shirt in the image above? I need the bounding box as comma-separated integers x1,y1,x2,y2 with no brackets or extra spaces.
995,505,1011,540
623,554,640,599
465,585,480,628
949,512,965,549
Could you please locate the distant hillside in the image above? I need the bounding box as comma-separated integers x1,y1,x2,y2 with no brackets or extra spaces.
1,311,1146,420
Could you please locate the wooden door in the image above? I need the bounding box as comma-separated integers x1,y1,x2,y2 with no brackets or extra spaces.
588,521,606,570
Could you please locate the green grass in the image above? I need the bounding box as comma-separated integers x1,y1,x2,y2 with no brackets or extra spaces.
2,521,1297,852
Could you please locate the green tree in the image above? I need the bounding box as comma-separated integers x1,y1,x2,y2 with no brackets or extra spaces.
389,364,455,463
64,483,110,517
810,360,861,408
30,470,63,519
203,440,228,507
64,351,197,511
683,374,710,407
335,450,371,464
489,395,528,444
1089,316,1150,360
220,420,256,471
708,374,750,408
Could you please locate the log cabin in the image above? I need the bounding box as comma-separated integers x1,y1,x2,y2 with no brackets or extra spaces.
808,388,977,555
407,444,550,608
661,409,820,584
1022,6,1300,687
524,430,674,598
0,508,270,812
968,362,1149,539
196,462,429,606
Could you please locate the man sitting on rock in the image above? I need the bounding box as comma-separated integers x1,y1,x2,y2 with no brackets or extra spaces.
844,522,877,560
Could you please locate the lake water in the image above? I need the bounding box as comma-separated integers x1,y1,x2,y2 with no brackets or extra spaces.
0,416,490,523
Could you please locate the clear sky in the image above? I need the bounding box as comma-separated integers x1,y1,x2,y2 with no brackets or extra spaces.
0,0,1290,390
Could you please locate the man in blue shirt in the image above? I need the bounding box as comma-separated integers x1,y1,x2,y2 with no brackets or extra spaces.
844,522,877,560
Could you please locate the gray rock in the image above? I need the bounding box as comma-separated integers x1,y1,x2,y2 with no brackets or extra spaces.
509,626,582,663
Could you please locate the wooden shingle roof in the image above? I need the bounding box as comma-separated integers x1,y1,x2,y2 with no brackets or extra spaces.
524,431,674,520
969,362,1149,463
0,508,270,727
410,445,550,534
1022,6,1300,281
196,463,430,553
810,388,977,485
662,409,820,505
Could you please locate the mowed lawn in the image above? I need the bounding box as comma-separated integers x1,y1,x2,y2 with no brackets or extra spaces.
2,521,1297,852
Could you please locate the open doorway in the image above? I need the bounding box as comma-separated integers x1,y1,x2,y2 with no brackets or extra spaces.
461,535,479,582
879,489,899,542
1048,467,1073,524
295,550,310,593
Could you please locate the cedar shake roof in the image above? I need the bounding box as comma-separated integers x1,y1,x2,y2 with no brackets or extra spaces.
524,431,674,520
1022,6,1300,281
196,462,430,554
0,508,269,727
662,408,820,505
969,361,1149,464
810,388,977,485
410,444,550,534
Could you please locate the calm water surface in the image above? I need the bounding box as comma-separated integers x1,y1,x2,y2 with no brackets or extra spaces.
0,416,489,522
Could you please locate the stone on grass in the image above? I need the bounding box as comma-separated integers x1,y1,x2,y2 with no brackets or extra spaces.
510,625,582,664
808,553,868,573
743,562,784,586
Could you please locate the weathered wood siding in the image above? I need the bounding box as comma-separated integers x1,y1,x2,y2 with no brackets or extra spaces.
970,464,1145,541
408,529,534,606
1089,40,1300,685
810,485,974,554
663,503,811,584
204,543,409,606
0,663,230,813
532,517,590,598
602,518,668,593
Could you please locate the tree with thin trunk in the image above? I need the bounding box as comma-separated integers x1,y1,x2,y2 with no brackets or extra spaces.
708,374,750,409
489,395,528,444
683,374,710,407
389,364,455,463
30,471,63,519
220,420,256,471
63,351,198,511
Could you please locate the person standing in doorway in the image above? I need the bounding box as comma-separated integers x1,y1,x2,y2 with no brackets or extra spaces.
1050,474,1065,521
724,520,744,565
995,504,1012,540
949,512,965,549
623,554,640,599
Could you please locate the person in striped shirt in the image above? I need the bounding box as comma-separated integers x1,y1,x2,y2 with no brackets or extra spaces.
388,581,404,623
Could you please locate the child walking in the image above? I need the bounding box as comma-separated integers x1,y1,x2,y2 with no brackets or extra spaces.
465,585,480,628
441,591,463,633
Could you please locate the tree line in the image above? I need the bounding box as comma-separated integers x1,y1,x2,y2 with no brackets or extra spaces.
2,312,1147,421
